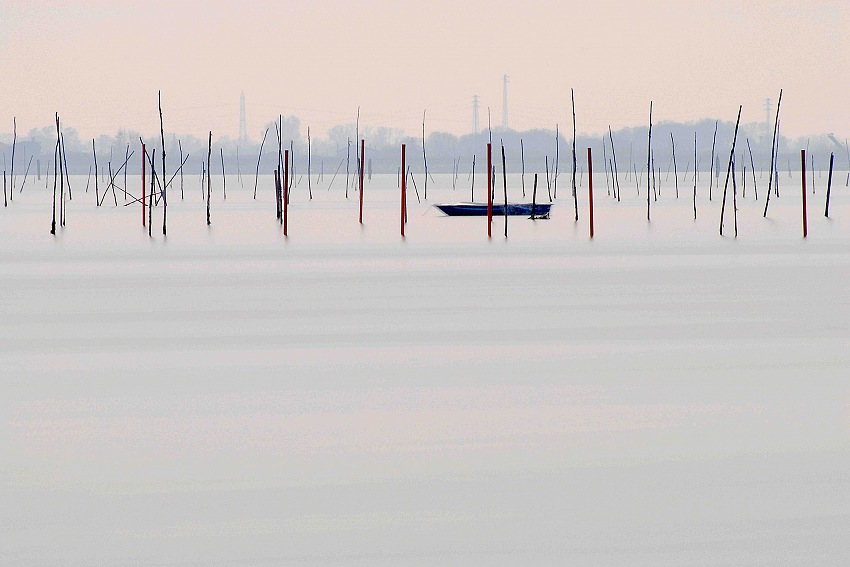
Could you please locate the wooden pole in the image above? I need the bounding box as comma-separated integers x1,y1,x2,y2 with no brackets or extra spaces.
587,147,594,238
501,141,508,238
307,127,312,199
422,110,428,199
609,126,621,202
10,117,16,192
206,131,212,226
159,91,167,235
471,154,475,201
801,149,808,238
646,101,652,222
520,139,526,197
283,149,289,236
709,121,717,201
487,142,493,238
825,152,834,217
732,155,738,238
142,142,146,227
401,144,406,237
359,139,365,224
220,148,226,199
531,173,538,219
254,128,268,199
719,106,742,236
571,89,578,221
764,89,783,217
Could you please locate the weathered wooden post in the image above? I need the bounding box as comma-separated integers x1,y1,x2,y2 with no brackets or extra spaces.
587,147,594,238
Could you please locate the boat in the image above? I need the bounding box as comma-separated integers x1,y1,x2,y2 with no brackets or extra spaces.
434,202,551,218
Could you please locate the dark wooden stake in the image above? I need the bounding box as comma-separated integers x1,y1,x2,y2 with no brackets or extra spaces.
719,106,742,236
646,101,653,222
142,142,146,227
825,152,834,217
801,149,808,238
609,126,621,202
401,144,406,237
763,89,783,217
206,131,212,226
307,127,312,199
359,139,365,224
531,173,538,219
10,117,16,192
254,128,268,199
487,142,492,238
149,149,155,237
571,89,578,221
732,154,738,238
520,139,526,197
670,133,679,198
283,149,289,236
501,141,508,238
588,147,594,238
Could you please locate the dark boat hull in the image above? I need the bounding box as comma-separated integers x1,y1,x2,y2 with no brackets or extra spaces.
435,203,552,217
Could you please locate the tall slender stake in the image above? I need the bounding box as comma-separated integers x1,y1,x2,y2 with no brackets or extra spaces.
719,106,742,236
159,91,167,235
359,139,365,224
283,149,289,236
646,101,653,222
763,89,783,217
401,144,406,237
254,128,268,199
501,141,508,238
554,124,559,198
825,152,834,217
693,132,698,219
179,140,184,199
609,126,620,201
487,143,493,238
746,138,757,200
422,110,429,199
531,174,538,219
220,148,226,199
206,131,212,226
149,149,155,237
801,149,808,238
307,127,312,199
571,89,578,221
670,133,679,198
471,154,476,201
520,139,526,197
587,147,594,238
142,142,146,227
732,154,738,238
10,117,16,192
51,121,58,235
709,121,717,201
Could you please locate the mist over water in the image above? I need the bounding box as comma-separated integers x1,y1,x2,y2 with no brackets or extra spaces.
2,172,849,565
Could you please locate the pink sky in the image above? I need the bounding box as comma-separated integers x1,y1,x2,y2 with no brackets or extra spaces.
1,0,847,140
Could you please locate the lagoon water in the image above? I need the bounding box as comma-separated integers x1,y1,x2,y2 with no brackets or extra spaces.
2,172,849,565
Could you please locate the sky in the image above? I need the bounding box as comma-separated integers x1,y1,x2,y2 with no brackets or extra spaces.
0,0,847,141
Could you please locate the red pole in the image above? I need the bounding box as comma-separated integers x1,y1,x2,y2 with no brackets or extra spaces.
141,143,146,227
359,139,365,224
487,143,492,238
401,144,406,237
283,149,289,237
587,147,594,239
801,149,807,238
